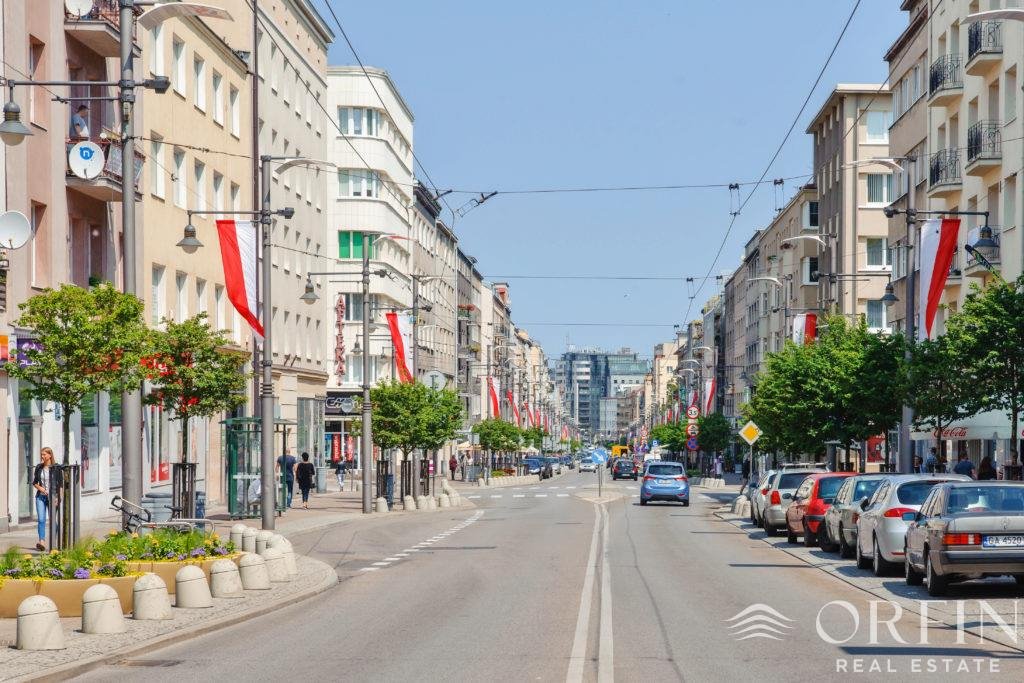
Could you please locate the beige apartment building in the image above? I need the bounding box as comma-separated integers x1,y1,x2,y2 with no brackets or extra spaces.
807,85,894,331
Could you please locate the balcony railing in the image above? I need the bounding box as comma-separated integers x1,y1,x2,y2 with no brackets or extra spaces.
929,149,961,188
66,136,144,192
929,54,963,97
967,120,1001,164
63,0,139,31
968,20,1002,61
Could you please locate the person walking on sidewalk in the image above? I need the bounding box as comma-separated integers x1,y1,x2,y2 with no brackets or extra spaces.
449,454,458,481
714,455,724,479
31,447,61,551
296,452,316,509
335,457,346,492
952,452,976,479
276,449,297,508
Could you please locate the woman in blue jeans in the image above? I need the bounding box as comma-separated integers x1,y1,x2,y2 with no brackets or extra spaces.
31,447,60,551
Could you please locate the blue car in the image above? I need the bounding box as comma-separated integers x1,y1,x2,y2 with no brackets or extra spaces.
640,461,689,506
523,458,543,475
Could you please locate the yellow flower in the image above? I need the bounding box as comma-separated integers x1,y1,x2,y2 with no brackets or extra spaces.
211,533,219,540
131,532,139,539
22,554,32,560
50,550,59,556
85,551,93,558
107,529,118,536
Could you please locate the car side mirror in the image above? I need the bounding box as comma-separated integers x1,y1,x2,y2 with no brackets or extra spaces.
859,497,870,511
901,511,917,522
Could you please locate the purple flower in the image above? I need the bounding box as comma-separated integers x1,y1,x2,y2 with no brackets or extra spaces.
176,554,186,561
165,550,177,559
141,552,153,559
190,548,205,557
73,567,90,579
49,568,63,578
115,554,127,561
3,568,19,577
214,546,228,556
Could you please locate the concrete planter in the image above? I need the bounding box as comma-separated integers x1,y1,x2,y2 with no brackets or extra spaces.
126,554,240,595
0,576,136,618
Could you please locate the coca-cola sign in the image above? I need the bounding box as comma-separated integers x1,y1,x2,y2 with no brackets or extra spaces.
932,427,969,439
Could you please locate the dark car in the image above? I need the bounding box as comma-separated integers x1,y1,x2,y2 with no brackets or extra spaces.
612,458,638,481
539,459,554,479
523,458,543,476
560,455,575,470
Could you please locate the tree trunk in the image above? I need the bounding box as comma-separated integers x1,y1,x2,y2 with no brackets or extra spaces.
61,405,71,465
181,413,189,464
1013,408,1020,466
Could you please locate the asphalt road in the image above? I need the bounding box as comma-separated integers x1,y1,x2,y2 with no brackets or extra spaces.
75,471,1024,681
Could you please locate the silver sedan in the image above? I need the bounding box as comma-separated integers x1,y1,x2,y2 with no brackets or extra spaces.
820,474,887,557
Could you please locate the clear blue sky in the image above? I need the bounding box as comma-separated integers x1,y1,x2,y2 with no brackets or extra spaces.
312,0,904,358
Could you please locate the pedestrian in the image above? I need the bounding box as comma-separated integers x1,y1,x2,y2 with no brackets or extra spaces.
296,452,316,509
714,455,723,479
952,452,976,479
31,447,61,551
924,447,939,474
335,457,346,492
912,455,922,474
276,449,297,508
741,458,750,484
69,104,89,138
978,456,997,480
449,454,458,481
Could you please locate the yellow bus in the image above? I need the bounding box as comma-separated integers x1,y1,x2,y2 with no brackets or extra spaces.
611,445,630,458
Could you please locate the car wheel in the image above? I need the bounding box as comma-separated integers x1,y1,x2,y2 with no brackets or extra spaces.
872,537,892,576
855,537,871,570
786,524,798,544
640,498,647,506
803,522,817,548
819,524,838,553
683,500,689,507
905,547,923,586
925,550,947,597
838,525,854,559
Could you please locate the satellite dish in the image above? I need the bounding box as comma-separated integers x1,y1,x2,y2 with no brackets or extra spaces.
0,211,32,249
65,0,95,16
68,141,105,180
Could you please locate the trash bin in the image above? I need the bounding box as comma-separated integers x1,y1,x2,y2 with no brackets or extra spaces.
384,474,395,508
316,466,328,494
143,492,174,523
195,491,206,519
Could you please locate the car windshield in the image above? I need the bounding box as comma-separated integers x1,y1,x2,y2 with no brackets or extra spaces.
947,486,1024,514
778,473,811,490
897,480,946,505
817,477,846,500
853,479,883,502
647,464,683,476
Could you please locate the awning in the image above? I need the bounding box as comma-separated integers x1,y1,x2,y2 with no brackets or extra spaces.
457,442,478,452
523,446,540,454
910,409,1021,441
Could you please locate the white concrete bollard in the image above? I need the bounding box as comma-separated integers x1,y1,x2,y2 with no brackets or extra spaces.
438,493,451,508
403,495,417,511
175,565,213,608
262,547,289,583
81,583,126,634
415,496,429,510
738,499,751,516
229,523,248,549
267,533,286,549
375,497,389,513
255,530,273,554
16,596,64,651
427,496,438,510
450,493,462,507
241,526,258,553
210,559,244,598
275,538,298,577
238,553,271,590
132,573,173,620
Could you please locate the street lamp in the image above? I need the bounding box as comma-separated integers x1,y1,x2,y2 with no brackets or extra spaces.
0,89,32,145
881,282,899,305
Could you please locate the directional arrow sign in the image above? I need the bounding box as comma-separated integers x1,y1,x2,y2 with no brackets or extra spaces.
739,420,762,446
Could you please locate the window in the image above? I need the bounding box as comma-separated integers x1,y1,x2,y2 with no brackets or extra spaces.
150,136,165,198
172,38,185,95
151,265,165,325
193,160,206,211
233,310,242,345
31,203,48,288
801,256,819,285
866,111,891,143
282,61,290,103
338,169,380,198
211,71,223,124
193,55,206,111
196,278,207,315
173,148,186,208
28,38,45,125
1006,67,1018,121
866,173,894,204
338,107,380,136
802,200,819,229
214,284,226,330
230,182,241,210
149,24,164,76
212,171,223,212
229,86,240,137
866,238,891,268
175,272,188,322
270,43,278,92
912,64,921,101
337,231,376,260
866,300,887,330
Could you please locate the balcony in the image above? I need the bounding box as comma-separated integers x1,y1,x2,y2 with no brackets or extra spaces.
966,21,1002,76
64,0,141,58
65,137,144,202
966,120,1002,177
945,248,962,285
928,149,961,198
964,225,1001,278
928,54,963,108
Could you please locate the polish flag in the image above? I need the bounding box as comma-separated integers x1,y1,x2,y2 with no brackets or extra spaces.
487,376,500,418
561,425,569,441
791,313,817,345
703,379,715,416
385,312,413,383
506,390,521,425
919,218,960,340
687,389,698,411
216,220,263,339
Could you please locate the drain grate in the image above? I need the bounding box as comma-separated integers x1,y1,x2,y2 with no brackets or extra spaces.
114,659,183,668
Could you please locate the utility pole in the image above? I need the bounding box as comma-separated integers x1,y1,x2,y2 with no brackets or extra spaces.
250,0,262,419
361,233,374,512
411,276,420,497
259,156,275,529
899,157,916,475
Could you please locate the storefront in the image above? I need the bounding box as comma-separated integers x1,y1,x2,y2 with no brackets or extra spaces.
910,409,1015,473
325,390,362,471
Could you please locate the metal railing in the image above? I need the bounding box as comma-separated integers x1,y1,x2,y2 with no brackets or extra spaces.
66,137,145,187
63,0,141,36
929,149,961,188
968,20,1002,61
967,120,1001,163
929,54,963,96
947,248,961,278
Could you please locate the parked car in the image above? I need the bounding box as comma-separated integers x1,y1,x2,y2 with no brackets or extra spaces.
540,460,554,479
820,474,888,557
855,473,969,576
579,457,597,473
761,469,825,536
784,472,856,546
640,461,689,506
523,458,543,475
612,458,638,481
560,455,575,470
904,481,1024,596
750,470,777,526
546,457,562,475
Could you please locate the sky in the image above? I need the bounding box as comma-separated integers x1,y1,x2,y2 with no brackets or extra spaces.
310,0,905,359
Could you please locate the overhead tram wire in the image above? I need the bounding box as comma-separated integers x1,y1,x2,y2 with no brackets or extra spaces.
679,0,862,325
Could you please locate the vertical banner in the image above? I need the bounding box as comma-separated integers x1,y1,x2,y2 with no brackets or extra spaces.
487,376,500,418
507,390,521,425
215,220,264,338
918,218,960,340
703,379,716,416
385,311,414,383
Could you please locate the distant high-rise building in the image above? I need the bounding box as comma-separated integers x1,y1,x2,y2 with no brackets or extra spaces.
555,348,649,440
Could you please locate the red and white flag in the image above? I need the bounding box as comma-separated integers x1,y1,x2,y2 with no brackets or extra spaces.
919,218,960,340
487,376,500,418
687,389,698,411
561,425,569,441
216,220,263,339
703,379,715,416
791,313,817,345
506,390,521,425
385,312,413,383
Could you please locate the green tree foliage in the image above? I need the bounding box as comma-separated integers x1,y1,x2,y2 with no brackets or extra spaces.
370,381,463,456
144,314,249,463
6,284,149,464
905,335,974,462
472,418,522,453
521,426,547,450
698,412,733,454
650,423,687,454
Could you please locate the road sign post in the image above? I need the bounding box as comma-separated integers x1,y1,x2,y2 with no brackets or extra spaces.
739,421,762,481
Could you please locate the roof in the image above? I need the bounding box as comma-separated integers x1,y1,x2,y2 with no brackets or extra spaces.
805,84,889,133
326,65,415,122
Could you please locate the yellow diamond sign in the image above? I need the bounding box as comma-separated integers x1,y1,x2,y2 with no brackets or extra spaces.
739,420,762,446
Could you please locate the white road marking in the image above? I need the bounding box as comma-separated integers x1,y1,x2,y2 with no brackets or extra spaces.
566,505,601,683
557,494,569,498
372,561,391,566
395,553,409,557
549,486,560,489
631,495,639,498
565,486,577,490
384,557,401,561
598,503,614,683
359,567,379,572
490,495,503,499
513,494,526,498
535,494,548,498
408,549,420,552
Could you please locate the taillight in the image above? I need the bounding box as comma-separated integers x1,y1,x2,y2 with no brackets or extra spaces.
942,533,982,546
883,507,915,518
643,475,655,482
674,476,687,481
760,488,769,495
770,491,781,505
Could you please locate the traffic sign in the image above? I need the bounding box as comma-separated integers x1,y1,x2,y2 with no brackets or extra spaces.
592,447,609,464
686,406,700,420
685,424,700,437
739,420,762,446
686,436,699,451
651,439,660,447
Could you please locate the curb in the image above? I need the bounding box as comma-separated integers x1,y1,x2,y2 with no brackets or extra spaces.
26,557,338,683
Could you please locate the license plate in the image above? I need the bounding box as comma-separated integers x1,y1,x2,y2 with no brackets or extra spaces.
983,535,1024,548
658,479,671,485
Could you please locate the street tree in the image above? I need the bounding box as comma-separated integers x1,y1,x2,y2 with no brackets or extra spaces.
650,423,687,455
370,381,464,459
143,314,249,464
472,419,522,468
905,334,974,464
846,330,906,466
698,412,733,455
6,284,149,464
521,426,547,450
